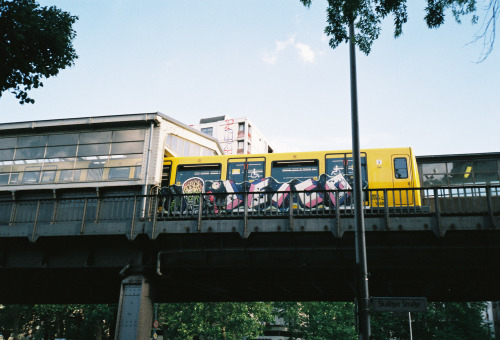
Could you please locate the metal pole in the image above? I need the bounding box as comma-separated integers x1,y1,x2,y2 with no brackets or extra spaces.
349,19,371,339
409,312,413,340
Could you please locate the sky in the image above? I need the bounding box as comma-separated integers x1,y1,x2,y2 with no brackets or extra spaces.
0,0,498,156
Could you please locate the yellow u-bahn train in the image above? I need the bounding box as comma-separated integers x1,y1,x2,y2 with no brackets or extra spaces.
162,147,421,211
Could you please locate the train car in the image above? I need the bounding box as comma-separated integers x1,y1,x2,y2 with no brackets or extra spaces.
162,147,422,212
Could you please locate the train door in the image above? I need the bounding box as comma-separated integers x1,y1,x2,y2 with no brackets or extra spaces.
227,157,265,189
391,154,414,206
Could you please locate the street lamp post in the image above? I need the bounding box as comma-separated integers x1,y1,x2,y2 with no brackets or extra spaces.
349,19,371,339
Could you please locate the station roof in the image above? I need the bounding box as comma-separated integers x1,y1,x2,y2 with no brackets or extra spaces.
0,112,224,153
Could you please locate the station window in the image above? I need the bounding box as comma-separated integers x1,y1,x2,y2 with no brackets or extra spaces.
271,160,319,183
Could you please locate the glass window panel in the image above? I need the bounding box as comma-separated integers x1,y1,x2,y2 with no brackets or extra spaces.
423,174,447,186
473,160,498,173
176,165,221,184
46,145,77,158
9,173,19,184
448,161,471,174
177,139,184,155
80,131,112,144
112,129,145,142
448,173,474,185
169,135,178,151
165,134,172,146
87,168,104,181
394,158,408,179
59,169,81,182
41,170,56,183
247,161,264,181
421,162,447,175
0,173,9,184
475,172,499,184
228,162,245,183
201,127,213,136
22,171,41,184
272,160,319,182
47,133,79,146
133,165,142,179
18,135,47,147
14,147,45,160
108,167,131,180
110,141,144,154
0,149,14,161
184,141,190,157
78,143,110,156
0,137,17,149
326,156,367,187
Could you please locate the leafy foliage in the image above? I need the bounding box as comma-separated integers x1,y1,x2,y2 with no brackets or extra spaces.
0,301,493,339
371,302,493,340
300,0,494,56
158,302,273,339
0,0,78,104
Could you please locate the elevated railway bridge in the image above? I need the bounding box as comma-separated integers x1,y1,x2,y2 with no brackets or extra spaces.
0,185,499,304
1,114,499,338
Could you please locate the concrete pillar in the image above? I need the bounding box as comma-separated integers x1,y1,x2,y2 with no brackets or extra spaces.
114,274,153,340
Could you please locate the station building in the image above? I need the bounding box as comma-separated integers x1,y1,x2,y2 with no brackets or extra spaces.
0,112,223,199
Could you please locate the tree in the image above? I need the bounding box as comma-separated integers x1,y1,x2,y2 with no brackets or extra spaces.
371,302,493,340
158,302,274,339
274,301,357,339
300,0,498,60
0,0,78,104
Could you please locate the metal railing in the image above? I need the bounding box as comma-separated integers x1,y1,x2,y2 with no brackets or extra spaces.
0,185,499,226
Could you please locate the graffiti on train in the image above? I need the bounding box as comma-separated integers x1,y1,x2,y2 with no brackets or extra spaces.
163,173,357,212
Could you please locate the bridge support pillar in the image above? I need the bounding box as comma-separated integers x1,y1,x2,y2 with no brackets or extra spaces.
114,274,153,340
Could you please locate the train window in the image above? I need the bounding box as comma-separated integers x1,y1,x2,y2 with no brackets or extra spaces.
60,170,74,182
326,156,367,186
394,158,408,179
228,161,264,183
22,168,41,183
109,167,131,180
176,164,221,185
41,171,56,183
271,160,319,183
9,173,19,184
133,165,142,180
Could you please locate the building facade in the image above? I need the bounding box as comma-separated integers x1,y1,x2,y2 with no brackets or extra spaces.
191,115,273,155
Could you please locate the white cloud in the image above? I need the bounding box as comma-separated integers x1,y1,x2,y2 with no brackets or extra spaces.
262,35,316,65
295,42,315,63
276,35,295,51
261,53,277,65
